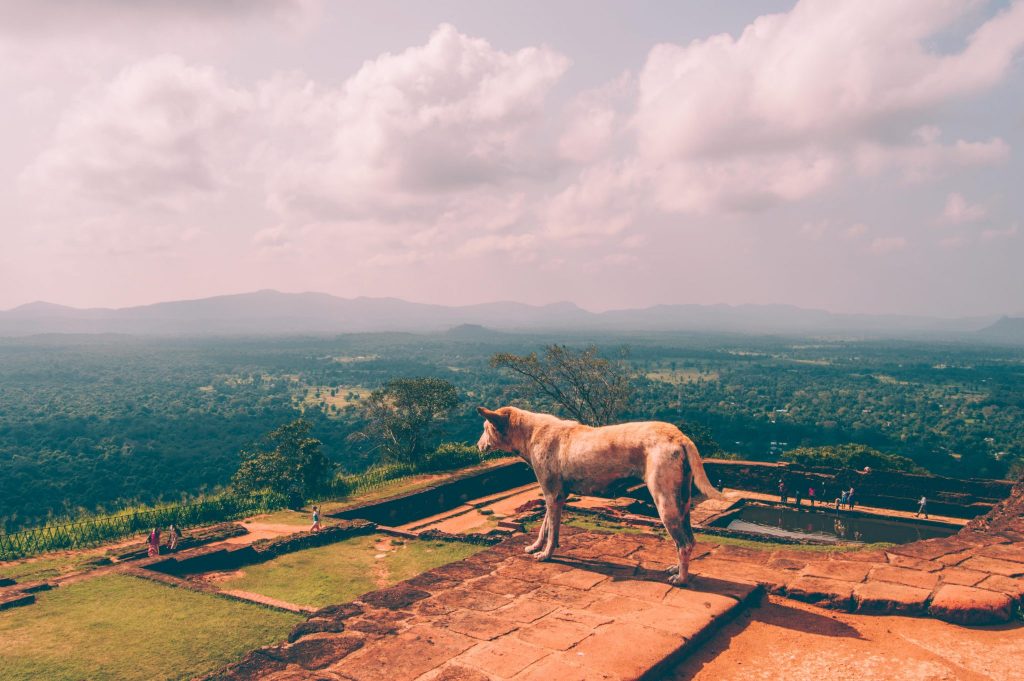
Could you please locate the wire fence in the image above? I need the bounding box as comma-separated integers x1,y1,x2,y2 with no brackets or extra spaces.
0,492,287,561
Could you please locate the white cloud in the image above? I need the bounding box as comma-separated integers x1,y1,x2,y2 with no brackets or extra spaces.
626,0,1023,213
982,225,1019,241
869,236,908,255
845,223,869,239
22,55,249,211
262,24,569,224
942,192,987,224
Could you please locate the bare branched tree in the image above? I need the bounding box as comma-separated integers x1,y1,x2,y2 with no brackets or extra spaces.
490,345,635,426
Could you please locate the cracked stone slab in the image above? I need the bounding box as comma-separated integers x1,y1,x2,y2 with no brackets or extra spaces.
928,584,1014,625
869,565,941,591
853,581,931,615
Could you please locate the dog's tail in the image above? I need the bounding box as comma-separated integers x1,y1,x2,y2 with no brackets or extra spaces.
685,440,723,499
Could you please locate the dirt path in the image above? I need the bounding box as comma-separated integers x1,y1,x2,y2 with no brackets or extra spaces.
371,537,394,588
668,595,1022,680
220,522,307,545
221,589,314,614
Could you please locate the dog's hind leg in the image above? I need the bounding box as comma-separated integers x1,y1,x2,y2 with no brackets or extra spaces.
648,462,695,586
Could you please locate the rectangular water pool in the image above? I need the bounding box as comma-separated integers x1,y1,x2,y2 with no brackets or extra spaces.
712,503,959,544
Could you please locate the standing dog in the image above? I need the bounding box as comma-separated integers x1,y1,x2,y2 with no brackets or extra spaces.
476,406,720,585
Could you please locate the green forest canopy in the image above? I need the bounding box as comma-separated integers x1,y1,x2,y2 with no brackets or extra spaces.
1,332,1021,531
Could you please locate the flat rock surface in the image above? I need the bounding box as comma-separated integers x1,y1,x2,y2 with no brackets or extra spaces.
210,482,1024,680
210,529,758,680
666,595,1024,681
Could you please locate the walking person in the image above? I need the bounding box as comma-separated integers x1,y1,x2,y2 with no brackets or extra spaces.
916,495,928,518
794,487,802,508
147,527,161,557
847,487,856,510
309,505,322,533
778,479,787,504
808,485,816,508
168,523,181,551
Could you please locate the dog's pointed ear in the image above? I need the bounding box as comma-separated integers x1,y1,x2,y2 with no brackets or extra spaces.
477,406,510,434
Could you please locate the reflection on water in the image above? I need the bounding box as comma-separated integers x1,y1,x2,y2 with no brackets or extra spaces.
720,504,957,544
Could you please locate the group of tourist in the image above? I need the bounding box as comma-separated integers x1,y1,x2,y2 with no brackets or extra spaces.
146,523,183,557
778,479,857,511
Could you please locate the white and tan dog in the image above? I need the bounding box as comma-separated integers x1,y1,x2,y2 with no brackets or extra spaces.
476,406,720,585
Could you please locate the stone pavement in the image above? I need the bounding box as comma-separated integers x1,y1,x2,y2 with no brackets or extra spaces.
207,478,1024,679
687,474,1024,626
207,529,761,681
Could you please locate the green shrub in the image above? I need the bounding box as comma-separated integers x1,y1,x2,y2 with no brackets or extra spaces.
420,442,481,472
781,444,926,473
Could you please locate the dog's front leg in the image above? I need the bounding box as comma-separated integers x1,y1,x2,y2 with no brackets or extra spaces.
534,494,564,561
525,513,548,554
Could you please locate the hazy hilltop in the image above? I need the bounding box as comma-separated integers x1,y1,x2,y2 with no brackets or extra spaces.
0,290,1014,341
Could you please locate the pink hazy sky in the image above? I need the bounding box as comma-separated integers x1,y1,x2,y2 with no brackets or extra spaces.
1,0,1022,316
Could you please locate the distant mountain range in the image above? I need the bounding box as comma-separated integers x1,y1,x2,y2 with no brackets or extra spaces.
0,290,1019,341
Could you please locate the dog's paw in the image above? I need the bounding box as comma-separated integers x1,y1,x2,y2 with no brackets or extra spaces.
667,573,689,587
524,544,542,554
533,552,553,562
666,564,679,575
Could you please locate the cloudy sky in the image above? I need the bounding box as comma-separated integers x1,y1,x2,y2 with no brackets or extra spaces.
1,0,1022,316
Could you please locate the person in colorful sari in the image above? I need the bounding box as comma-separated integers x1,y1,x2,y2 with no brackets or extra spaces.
147,527,161,557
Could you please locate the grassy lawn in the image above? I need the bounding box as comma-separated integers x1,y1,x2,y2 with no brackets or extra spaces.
218,534,484,608
0,553,102,582
0,574,301,681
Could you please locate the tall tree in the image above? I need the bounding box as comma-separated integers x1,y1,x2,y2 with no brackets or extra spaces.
349,377,460,465
232,419,332,502
490,345,635,426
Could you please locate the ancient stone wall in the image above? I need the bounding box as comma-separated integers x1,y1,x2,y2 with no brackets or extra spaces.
705,460,1013,518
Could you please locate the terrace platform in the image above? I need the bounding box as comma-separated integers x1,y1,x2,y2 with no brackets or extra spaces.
207,475,1024,680
209,529,761,681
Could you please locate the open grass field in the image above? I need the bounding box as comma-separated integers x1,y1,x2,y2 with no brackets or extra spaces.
0,574,301,681
216,533,484,608
297,385,372,413
645,368,720,384
0,552,103,582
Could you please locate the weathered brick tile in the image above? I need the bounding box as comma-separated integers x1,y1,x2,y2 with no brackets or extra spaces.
511,652,621,681
330,625,475,681
938,567,989,587
977,543,1024,564
800,560,871,583
868,566,941,591
784,576,854,610
959,555,1024,578
494,597,559,624
472,574,539,597
548,607,613,629
548,569,608,591
976,574,1024,602
514,615,593,651
593,578,673,603
531,584,600,609
571,621,686,680
853,581,931,615
456,636,551,678
439,610,520,641
884,553,943,572
929,584,1013,625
